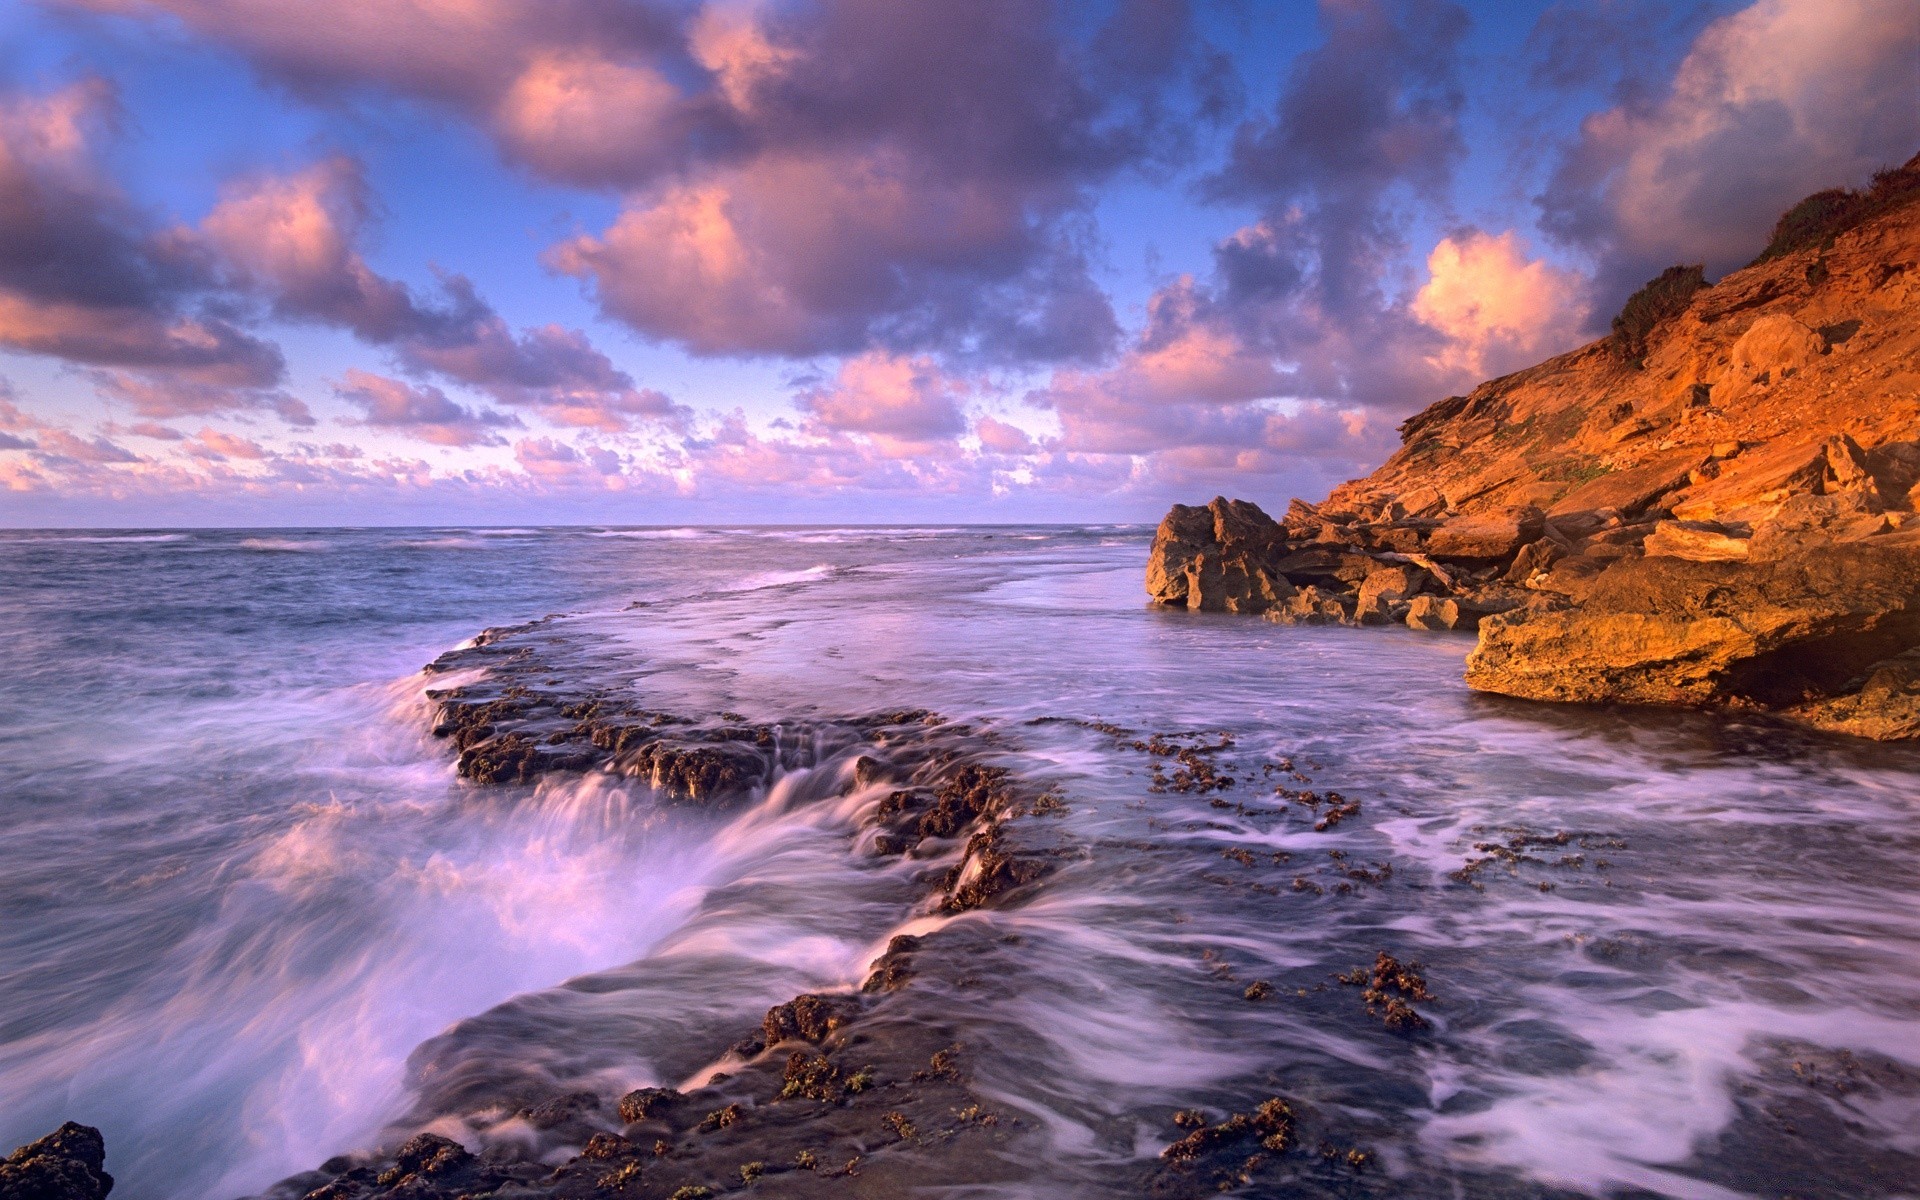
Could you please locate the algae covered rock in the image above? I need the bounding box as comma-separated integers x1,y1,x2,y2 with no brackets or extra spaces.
0,1123,113,1200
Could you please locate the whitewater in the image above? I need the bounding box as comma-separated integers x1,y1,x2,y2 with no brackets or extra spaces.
1,526,1916,1199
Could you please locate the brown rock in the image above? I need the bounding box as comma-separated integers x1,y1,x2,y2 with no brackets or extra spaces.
0,1123,113,1200
1355,566,1426,623
1425,505,1545,561
1465,544,1920,735
1265,586,1354,626
1404,595,1493,631
1146,497,1291,613
1643,520,1751,562
1789,649,1920,740
1725,313,1824,392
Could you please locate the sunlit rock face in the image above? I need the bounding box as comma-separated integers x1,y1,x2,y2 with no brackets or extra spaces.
1148,155,1920,739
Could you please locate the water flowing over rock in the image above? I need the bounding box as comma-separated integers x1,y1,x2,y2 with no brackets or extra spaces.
1145,153,1920,739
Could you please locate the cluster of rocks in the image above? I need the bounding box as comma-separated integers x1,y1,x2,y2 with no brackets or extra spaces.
1148,157,1920,740
1147,494,1558,633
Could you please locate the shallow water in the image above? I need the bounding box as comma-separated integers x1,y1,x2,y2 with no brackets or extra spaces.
1,526,1917,1199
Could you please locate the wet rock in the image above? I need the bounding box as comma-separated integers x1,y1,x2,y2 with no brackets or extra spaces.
613,737,769,802
763,994,861,1047
1467,543,1920,737
517,1090,600,1130
0,1123,113,1200
618,1087,684,1124
1263,585,1354,626
941,824,1057,912
862,934,922,993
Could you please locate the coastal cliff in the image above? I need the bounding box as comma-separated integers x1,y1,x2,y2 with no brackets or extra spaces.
1148,155,1920,740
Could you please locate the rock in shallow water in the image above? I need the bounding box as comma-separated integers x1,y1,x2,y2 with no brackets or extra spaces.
0,1123,113,1200
1466,543,1920,731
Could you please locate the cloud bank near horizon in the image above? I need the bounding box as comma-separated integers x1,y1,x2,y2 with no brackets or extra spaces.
1,0,1913,523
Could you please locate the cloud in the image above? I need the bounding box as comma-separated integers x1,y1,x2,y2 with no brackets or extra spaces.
513,435,625,482
1192,0,1474,413
191,427,271,460
198,154,681,430
1410,229,1589,377
73,1,1220,365
334,368,519,447
0,79,287,403
1539,0,1920,301
33,428,141,463
795,353,967,442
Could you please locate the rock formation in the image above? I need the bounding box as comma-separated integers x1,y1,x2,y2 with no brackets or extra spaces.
1147,154,1920,739
0,1123,113,1200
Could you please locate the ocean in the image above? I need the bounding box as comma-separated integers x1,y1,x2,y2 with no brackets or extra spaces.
2,526,1917,1198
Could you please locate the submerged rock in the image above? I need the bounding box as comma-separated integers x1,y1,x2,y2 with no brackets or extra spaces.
0,1123,113,1200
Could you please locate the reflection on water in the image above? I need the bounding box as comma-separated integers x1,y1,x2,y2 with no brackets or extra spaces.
1,526,1916,1199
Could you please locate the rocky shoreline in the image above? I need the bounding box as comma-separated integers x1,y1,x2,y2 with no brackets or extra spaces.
1147,156,1920,740
5,610,1440,1200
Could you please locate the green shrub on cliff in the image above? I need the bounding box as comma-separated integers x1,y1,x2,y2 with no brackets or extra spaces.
1610,264,1707,366
1752,153,1920,264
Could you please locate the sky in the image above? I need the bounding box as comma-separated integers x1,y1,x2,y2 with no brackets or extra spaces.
0,0,1914,526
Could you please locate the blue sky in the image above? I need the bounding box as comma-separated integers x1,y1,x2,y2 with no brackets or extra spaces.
0,0,1911,525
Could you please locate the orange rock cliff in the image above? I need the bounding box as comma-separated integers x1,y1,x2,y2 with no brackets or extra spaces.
1146,154,1920,740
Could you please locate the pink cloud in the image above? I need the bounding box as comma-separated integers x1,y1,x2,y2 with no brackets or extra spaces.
334,369,519,447
1410,230,1589,378
795,353,967,442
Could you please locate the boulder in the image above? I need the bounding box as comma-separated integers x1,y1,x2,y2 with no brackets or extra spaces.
0,1123,113,1200
1146,497,1291,612
1789,649,1920,740
1726,314,1824,390
1425,505,1545,561
1643,520,1751,562
1145,502,1218,605
1403,594,1505,632
1464,544,1920,735
1355,566,1426,624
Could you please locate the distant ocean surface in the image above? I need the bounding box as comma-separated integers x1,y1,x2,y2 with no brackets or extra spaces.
2,526,1918,1199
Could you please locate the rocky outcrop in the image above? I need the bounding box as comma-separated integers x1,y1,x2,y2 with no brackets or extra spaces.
1466,542,1920,737
1146,497,1292,613
1147,154,1920,739
0,1124,113,1200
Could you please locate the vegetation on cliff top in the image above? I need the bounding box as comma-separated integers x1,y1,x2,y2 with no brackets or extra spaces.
1752,151,1920,265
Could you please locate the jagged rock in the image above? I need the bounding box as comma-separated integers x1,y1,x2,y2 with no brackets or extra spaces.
1465,544,1920,733
1643,520,1751,562
1425,505,1545,561
1264,585,1354,626
1404,595,1495,632
0,1123,112,1200
1145,496,1292,613
1142,159,1920,737
1503,539,1566,584
1355,566,1426,624
762,994,860,1047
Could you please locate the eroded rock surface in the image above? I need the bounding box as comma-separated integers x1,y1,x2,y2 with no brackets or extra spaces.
0,1123,113,1200
1145,155,1920,739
